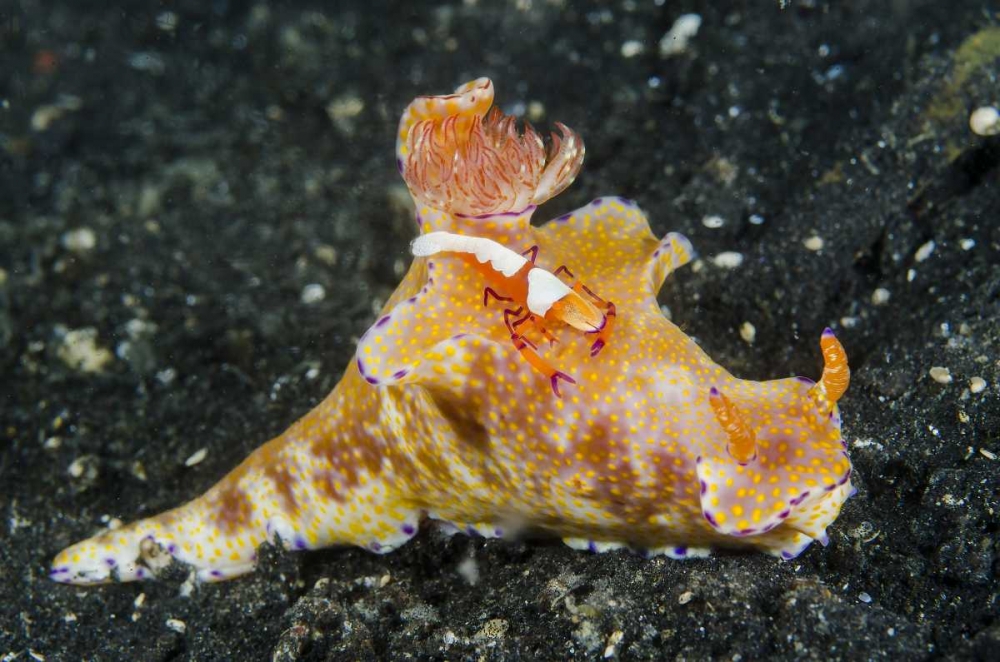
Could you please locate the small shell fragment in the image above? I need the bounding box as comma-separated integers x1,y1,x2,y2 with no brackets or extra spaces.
929,367,953,384
969,377,987,394
702,214,725,229
660,14,702,57
301,283,326,304
803,235,824,251
914,240,935,262
969,106,1000,136
166,618,187,634
184,448,208,467
871,288,891,305
712,252,744,269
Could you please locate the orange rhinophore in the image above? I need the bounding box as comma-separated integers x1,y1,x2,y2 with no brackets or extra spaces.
811,328,850,410
708,387,757,465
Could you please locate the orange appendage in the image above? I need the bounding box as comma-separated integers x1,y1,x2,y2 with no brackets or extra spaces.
402,93,584,216
818,329,850,405
709,387,757,465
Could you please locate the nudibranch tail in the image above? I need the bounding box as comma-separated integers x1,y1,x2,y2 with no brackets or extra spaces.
708,386,758,465
398,78,584,216
50,496,264,585
810,328,850,410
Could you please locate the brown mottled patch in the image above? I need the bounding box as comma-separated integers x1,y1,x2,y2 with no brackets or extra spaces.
315,470,345,502
261,462,298,514
209,483,252,536
570,418,644,520
309,372,385,497
429,386,490,454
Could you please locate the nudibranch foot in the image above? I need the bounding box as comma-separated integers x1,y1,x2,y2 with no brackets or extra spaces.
643,544,712,560
562,537,630,554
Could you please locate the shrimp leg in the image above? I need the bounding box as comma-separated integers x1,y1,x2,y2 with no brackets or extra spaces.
504,307,575,397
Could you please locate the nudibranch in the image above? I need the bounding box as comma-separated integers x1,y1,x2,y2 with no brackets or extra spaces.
51,78,855,585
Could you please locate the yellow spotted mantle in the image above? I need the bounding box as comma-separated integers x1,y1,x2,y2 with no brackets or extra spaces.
51,79,854,585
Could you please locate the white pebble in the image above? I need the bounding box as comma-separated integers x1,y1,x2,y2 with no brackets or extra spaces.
184,447,208,467
67,457,87,478
969,377,987,394
929,366,952,384
871,288,891,305
166,618,187,634
620,40,644,58
659,14,702,57
701,214,725,229
914,240,935,262
58,327,114,373
300,283,326,304
712,252,744,269
969,106,1000,136
803,235,824,251
603,630,625,658
155,11,179,32
981,448,997,461
61,227,97,254
859,592,872,604
960,238,976,251
32,104,65,131
739,321,756,344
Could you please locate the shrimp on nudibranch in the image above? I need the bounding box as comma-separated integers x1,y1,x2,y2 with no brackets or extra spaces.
410,230,616,396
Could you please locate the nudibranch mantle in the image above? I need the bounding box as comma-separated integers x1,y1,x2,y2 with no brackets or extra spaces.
51,78,854,585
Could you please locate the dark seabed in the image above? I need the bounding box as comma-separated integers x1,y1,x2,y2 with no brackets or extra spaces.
2,0,998,659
